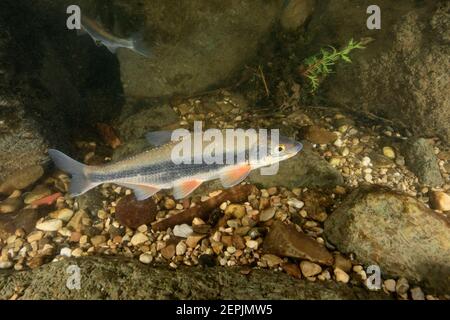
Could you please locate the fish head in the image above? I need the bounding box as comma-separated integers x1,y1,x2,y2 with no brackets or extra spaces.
264,135,303,164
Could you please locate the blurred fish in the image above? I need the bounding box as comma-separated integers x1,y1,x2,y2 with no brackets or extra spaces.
79,14,151,57
49,131,302,201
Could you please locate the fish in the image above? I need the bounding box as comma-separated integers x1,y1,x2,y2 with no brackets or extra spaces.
48,131,303,201
79,14,151,58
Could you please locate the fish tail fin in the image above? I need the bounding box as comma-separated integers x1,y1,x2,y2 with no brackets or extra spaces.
130,32,152,58
48,149,96,197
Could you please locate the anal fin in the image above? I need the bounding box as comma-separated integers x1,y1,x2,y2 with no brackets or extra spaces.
118,183,160,201
173,179,203,200
220,164,251,188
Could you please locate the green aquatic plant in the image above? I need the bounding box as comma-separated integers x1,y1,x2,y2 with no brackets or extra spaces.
300,39,365,93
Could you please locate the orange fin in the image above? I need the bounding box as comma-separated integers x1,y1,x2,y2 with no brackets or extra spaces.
220,164,251,188
173,179,203,200
119,183,160,201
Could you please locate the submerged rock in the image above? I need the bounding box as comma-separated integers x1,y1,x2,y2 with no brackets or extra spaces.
0,256,391,300
0,209,41,240
115,195,157,229
263,221,334,266
111,0,283,98
401,138,444,187
0,165,44,195
302,0,450,141
249,148,344,189
324,186,450,293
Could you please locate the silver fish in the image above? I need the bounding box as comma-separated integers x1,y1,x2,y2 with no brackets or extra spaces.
79,15,151,57
49,131,302,201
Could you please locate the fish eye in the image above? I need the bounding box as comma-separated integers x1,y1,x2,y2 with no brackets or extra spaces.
276,144,286,153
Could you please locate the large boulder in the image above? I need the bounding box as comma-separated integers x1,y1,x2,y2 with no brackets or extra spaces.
302,0,450,141
324,186,450,294
107,0,285,98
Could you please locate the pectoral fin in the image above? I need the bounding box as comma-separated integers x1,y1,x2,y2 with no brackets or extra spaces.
173,179,203,199
220,164,252,188
118,183,160,201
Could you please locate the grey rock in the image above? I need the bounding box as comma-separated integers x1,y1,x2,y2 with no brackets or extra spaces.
302,0,450,141
112,0,283,98
116,104,179,142
401,138,444,187
324,186,450,294
0,256,391,300
249,148,344,189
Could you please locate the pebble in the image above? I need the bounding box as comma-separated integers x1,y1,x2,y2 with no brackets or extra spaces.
396,277,410,295
341,147,350,157
176,241,187,255
60,247,72,257
384,279,397,292
0,261,13,269
27,231,44,243
361,157,372,167
161,244,176,260
139,252,153,264
383,147,396,159
24,185,51,204
91,235,106,246
130,233,148,246
36,219,62,232
261,254,283,268
164,198,176,210
429,191,450,211
224,204,246,219
71,248,83,257
245,239,259,250
259,207,276,222
173,224,193,238
333,254,352,273
282,263,302,279
0,197,22,214
410,287,425,300
299,261,322,277
287,198,304,209
186,234,205,248
51,208,74,222
334,268,350,283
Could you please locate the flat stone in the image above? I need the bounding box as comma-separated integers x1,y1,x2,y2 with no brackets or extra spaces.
36,219,62,232
263,221,334,266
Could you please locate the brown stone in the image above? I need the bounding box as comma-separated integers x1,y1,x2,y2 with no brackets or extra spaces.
161,244,176,260
301,126,338,145
263,221,334,266
115,195,157,229
282,263,302,279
